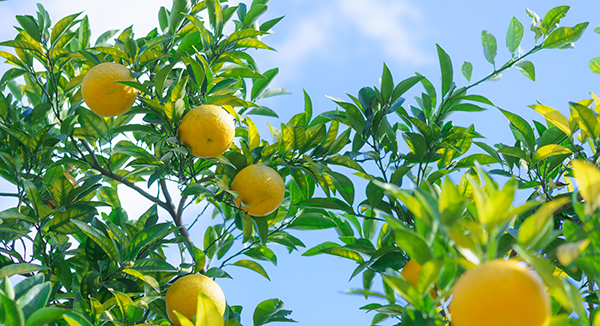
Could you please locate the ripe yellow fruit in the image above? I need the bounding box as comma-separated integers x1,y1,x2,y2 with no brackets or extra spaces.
230,164,285,217
178,105,235,158
400,260,438,298
449,259,551,326
81,62,137,117
165,274,226,326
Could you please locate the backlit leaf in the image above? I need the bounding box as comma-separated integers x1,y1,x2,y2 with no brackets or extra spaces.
506,17,524,53
530,104,571,137
481,30,497,65
232,260,270,280
532,144,572,163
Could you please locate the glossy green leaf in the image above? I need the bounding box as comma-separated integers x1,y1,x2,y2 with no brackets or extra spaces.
392,75,424,101
126,223,171,261
253,298,295,326
461,61,473,82
571,101,599,139
541,5,569,35
62,312,93,326
245,246,277,266
49,204,96,234
50,12,81,47
481,30,497,65
24,307,68,326
436,44,453,98
381,63,394,103
543,22,589,49
506,17,524,53
242,4,267,28
232,260,270,280
72,220,121,262
289,213,336,230
233,38,275,51
16,282,51,320
16,15,41,43
132,258,177,273
320,247,364,263
590,57,600,74
499,108,535,151
325,171,355,205
296,198,354,215
1,292,25,326
515,60,535,81
392,226,431,265
0,263,49,279
572,159,600,209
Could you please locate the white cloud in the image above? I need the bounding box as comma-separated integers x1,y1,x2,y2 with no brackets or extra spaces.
335,0,431,65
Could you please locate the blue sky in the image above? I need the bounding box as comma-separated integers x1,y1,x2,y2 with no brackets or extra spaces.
1,0,600,325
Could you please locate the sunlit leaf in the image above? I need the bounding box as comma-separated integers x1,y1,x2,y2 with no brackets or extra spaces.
506,17,524,53
530,104,572,137
481,30,497,65
232,260,270,280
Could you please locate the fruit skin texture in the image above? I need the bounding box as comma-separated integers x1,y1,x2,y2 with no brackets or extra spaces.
81,62,137,117
178,105,236,158
165,274,226,326
230,164,285,217
449,258,551,326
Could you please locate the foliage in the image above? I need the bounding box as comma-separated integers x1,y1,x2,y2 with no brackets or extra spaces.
0,1,598,326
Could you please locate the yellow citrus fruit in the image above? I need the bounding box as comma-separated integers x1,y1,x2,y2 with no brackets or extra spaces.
178,105,235,158
230,164,285,217
400,260,438,298
165,274,226,326
81,62,137,117
449,259,551,326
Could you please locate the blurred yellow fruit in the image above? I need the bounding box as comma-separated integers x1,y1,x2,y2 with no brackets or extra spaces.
230,164,285,217
165,274,226,326
450,258,550,326
81,62,137,117
400,260,438,298
178,105,235,158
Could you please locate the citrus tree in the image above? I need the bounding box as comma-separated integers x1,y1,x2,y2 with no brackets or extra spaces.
0,1,599,326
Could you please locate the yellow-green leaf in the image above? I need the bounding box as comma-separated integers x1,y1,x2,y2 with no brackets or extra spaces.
529,104,572,137
556,239,590,267
246,117,260,149
517,198,568,249
532,144,572,163
571,159,600,210
194,293,224,326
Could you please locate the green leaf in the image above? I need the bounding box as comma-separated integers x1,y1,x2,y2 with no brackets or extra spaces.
0,264,49,279
50,12,82,47
320,247,364,263
506,17,524,54
543,23,589,49
24,307,68,326
251,68,278,101
126,223,171,261
244,246,277,266
590,57,600,74
515,60,535,81
532,144,572,163
232,260,270,280
16,16,42,43
571,101,599,139
16,282,51,320
242,4,267,28
260,16,285,32
499,108,535,151
461,62,473,82
78,108,108,139
541,5,570,35
1,292,25,326
233,38,274,51
481,30,497,66
288,213,336,230
62,312,93,326
381,63,394,103
132,258,177,273
518,199,568,249
253,298,295,326
392,75,424,101
325,171,355,205
393,227,431,265
0,209,36,223
72,220,121,262
49,205,96,234
296,198,354,215
436,44,453,98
